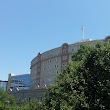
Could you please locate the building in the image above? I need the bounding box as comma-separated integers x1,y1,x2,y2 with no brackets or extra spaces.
30,39,95,89
7,73,30,91
7,36,110,103
7,73,47,103
0,80,8,91
30,36,110,90
9,88,47,103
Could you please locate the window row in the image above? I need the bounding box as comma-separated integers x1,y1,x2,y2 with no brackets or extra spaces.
42,58,59,65
43,64,59,70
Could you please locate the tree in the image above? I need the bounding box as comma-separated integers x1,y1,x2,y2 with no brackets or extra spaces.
0,88,16,110
42,44,91,110
42,41,110,110
76,41,110,110
28,99,42,110
19,98,42,110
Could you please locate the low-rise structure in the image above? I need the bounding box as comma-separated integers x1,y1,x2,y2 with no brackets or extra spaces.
9,88,47,103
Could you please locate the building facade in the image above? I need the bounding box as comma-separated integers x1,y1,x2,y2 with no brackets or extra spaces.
9,88,47,103
7,74,30,91
31,37,109,89
0,80,8,91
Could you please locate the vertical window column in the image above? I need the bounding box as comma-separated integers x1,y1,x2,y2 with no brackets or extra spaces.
36,53,41,87
61,43,69,72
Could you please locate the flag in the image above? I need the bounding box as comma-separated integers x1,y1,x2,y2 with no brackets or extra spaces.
81,25,84,32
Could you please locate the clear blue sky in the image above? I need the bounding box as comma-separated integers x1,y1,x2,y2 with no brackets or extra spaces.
0,0,110,80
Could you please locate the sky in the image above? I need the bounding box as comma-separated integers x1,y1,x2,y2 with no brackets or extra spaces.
0,0,110,80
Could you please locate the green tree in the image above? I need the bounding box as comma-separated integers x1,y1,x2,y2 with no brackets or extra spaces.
42,41,110,110
42,44,91,110
19,99,29,110
76,41,110,110
19,98,42,110
0,88,16,110
29,99,42,110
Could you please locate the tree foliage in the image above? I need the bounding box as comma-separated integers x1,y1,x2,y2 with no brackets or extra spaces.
0,88,16,110
1,41,110,110
42,41,110,110
77,41,110,110
0,88,42,110
18,98,42,110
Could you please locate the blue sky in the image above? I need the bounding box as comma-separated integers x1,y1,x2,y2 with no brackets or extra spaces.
0,0,110,80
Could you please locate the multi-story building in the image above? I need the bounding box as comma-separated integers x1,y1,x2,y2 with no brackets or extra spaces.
30,36,110,90
0,80,8,91
7,73,30,91
7,36,110,103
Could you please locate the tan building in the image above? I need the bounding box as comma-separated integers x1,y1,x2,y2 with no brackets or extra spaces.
30,36,110,89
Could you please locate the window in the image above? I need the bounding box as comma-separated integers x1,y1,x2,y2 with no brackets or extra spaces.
42,62,45,65
55,58,59,61
28,97,30,102
72,48,74,51
55,64,58,68
63,49,68,53
48,66,51,69
62,56,67,60
62,63,65,66
48,60,51,63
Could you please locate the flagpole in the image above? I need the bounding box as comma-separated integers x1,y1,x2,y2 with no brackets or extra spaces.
83,28,84,40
